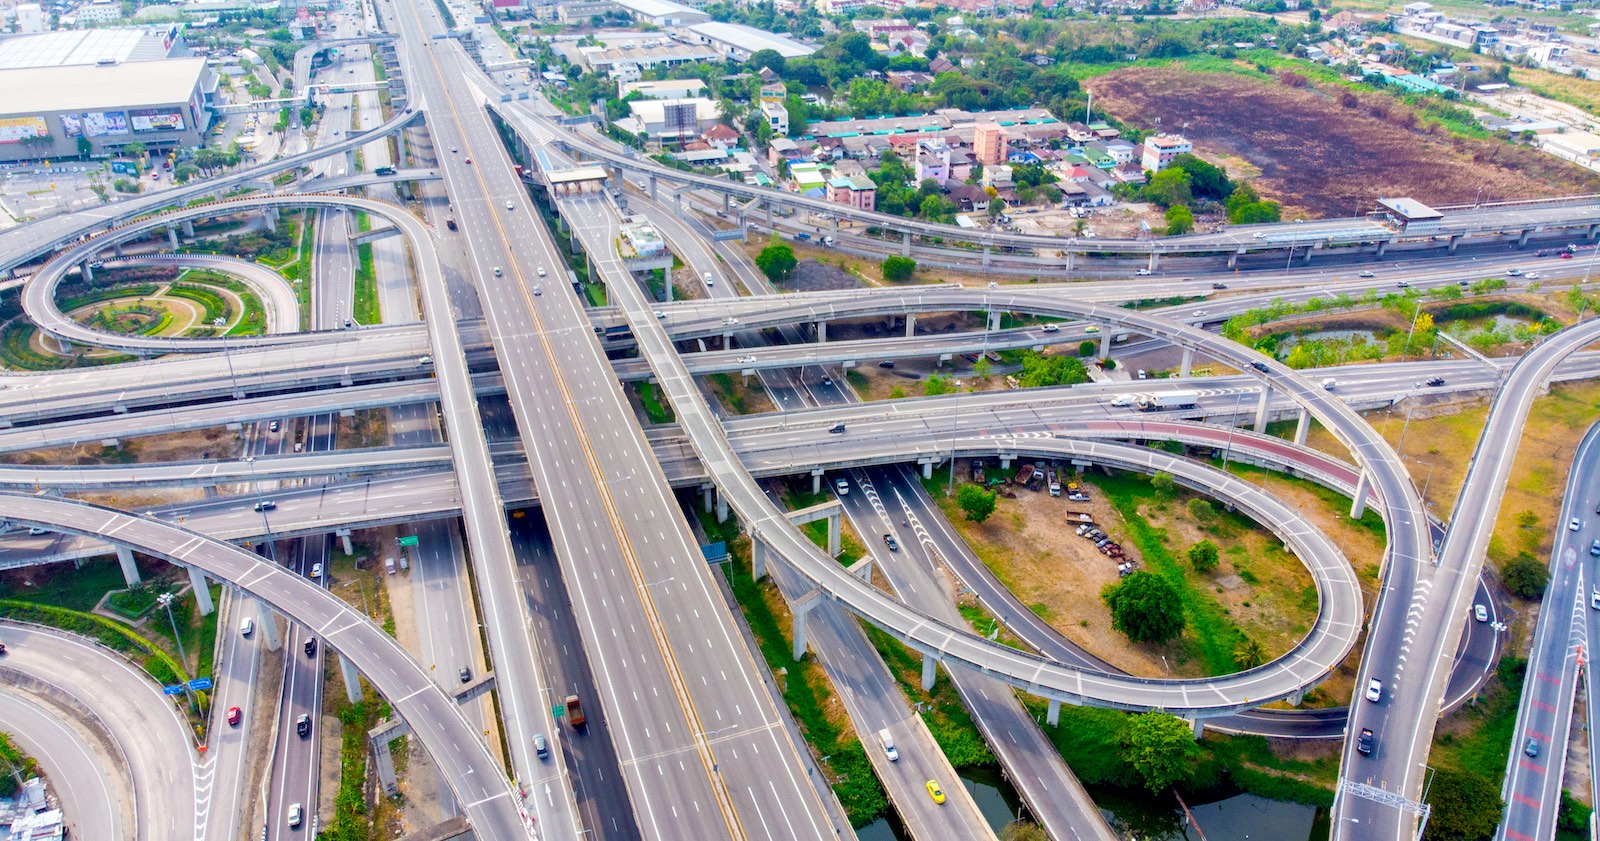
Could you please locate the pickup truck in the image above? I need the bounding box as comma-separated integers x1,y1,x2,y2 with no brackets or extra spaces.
565,694,587,728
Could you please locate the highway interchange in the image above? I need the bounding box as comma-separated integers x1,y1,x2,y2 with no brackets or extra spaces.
4,2,1600,840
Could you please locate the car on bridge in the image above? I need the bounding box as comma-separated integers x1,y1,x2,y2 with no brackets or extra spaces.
1357,728,1375,755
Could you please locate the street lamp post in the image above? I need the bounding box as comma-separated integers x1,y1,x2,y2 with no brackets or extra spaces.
158,591,188,666
244,456,278,564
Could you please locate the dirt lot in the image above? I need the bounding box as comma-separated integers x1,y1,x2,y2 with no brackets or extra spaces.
0,426,242,466
1088,66,1600,217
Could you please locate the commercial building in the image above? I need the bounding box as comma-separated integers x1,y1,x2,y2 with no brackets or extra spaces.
973,122,1006,165
610,0,707,26
0,25,186,68
13,4,45,34
0,56,214,162
683,21,815,61
1375,197,1443,233
1141,133,1190,172
618,77,706,99
577,39,719,75
616,96,719,141
759,99,788,135
74,0,124,23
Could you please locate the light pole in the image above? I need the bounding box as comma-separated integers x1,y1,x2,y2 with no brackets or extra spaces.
1220,386,1247,473
243,456,278,564
158,591,188,666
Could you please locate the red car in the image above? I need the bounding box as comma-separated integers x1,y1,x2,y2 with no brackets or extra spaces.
227,706,242,726
1561,251,1575,258
464,157,472,165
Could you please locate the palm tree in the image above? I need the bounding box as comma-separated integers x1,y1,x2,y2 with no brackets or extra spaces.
1234,636,1265,669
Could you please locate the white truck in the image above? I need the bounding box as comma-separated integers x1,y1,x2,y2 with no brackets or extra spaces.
1136,390,1200,412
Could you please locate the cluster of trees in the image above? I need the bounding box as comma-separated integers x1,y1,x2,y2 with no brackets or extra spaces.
881,256,916,282
1009,164,1064,206
1102,571,1185,644
1138,154,1280,233
1016,350,1089,388
755,242,797,282
869,153,957,221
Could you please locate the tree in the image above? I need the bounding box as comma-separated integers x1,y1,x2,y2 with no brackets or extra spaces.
749,49,786,75
76,136,92,159
924,374,957,396
1187,540,1219,572
956,484,997,522
755,242,797,282
1078,340,1096,357
1167,153,1232,200
1000,822,1048,841
1422,770,1502,841
971,357,992,379
1165,205,1195,235
1102,572,1185,644
1121,712,1200,792
1016,351,1089,387
1144,167,1192,208
1234,636,1265,668
174,164,199,184
123,141,147,159
1150,471,1175,494
881,256,916,282
1502,552,1550,599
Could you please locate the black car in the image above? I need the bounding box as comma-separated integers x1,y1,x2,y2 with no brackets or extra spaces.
829,423,846,434
304,637,317,658
883,533,899,551
878,360,895,368
1525,738,1540,758
296,714,311,738
459,666,472,683
1426,376,1446,387
1249,361,1269,372
1357,728,1375,755
1211,282,1228,290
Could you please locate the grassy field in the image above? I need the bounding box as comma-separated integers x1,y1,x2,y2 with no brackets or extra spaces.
1088,65,1600,216
352,211,380,326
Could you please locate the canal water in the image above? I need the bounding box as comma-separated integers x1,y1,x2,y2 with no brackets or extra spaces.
855,766,1327,841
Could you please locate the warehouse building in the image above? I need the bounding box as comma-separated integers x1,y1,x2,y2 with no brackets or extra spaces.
0,57,214,163
683,21,814,61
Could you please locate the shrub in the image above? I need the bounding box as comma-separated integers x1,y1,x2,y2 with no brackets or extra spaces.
1187,540,1220,572
1102,572,1185,644
1502,553,1549,600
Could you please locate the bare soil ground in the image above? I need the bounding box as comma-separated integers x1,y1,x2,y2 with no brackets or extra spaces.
0,426,243,466
1088,66,1600,217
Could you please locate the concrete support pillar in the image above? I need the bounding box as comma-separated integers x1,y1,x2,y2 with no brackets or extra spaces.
341,654,363,704
80,261,94,284
1148,252,1159,272
1227,252,1239,269
987,311,1000,331
112,242,124,257
1065,252,1074,275
716,488,728,523
337,529,354,556
188,567,214,616
1351,471,1369,520
1294,408,1310,447
1179,347,1194,378
649,173,657,200
826,513,840,558
674,192,682,216
752,537,768,580
1303,247,1313,264
372,737,399,793
905,314,916,338
167,225,179,249
263,208,278,233
256,598,281,650
703,484,714,513
1190,718,1205,739
346,148,357,175
790,590,824,661
921,654,937,691
765,201,772,227
902,230,912,257
1287,689,1304,707
182,220,195,238
723,192,731,213
1589,223,1599,241
811,469,824,496
999,455,1012,470
982,245,991,268
1099,331,1112,359
922,460,934,479
665,265,672,302
1253,385,1271,432
1046,698,1061,727
1518,229,1531,247
1447,234,1461,254
829,217,838,240
394,130,407,165
116,546,141,586
1376,240,1389,258
815,321,826,343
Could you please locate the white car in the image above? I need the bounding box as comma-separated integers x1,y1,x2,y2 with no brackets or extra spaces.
1041,324,1060,333
1526,272,1541,279
1365,679,1382,703
1570,517,1582,531
737,355,756,364
287,803,303,828
1134,269,1152,276
1191,310,1208,318
537,266,547,277
1473,604,1488,622
1110,394,1135,407
835,478,850,496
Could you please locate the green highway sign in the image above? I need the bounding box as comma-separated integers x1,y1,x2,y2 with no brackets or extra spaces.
552,704,564,718
398,535,419,547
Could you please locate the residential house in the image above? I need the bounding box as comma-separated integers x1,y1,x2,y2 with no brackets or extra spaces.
1087,121,1120,140
981,164,1013,189
827,174,877,211
768,137,807,167
1082,143,1117,169
947,183,991,212
1111,161,1146,183
789,161,829,195
703,123,741,149
1065,121,1096,143
831,159,867,178
1141,134,1191,172
930,55,957,74
759,100,789,135
917,146,951,182
1103,140,1136,164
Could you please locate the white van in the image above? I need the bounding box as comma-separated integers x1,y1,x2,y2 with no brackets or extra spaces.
878,729,898,762
240,617,255,637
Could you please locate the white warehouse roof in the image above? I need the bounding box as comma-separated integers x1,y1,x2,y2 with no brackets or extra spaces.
611,0,707,23
685,22,815,58
0,57,207,114
0,27,179,69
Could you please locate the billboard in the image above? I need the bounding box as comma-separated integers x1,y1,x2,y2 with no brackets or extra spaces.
129,109,184,133
80,111,129,137
0,116,47,145
60,113,82,138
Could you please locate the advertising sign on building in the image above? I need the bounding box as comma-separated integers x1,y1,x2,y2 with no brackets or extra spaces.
81,112,130,137
0,116,48,144
129,109,185,132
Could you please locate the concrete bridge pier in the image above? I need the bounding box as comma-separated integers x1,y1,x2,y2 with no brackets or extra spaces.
737,214,749,243
80,260,94,284
1179,348,1194,377
791,589,824,661
999,455,1012,470
263,208,278,233
987,310,1001,331
982,245,991,268
716,487,729,523
674,192,682,216
1350,471,1369,520
829,217,838,240
1376,239,1389,258
1099,331,1112,359
167,225,180,249
723,192,731,213
188,567,214,615
752,537,769,580
112,241,124,257
811,468,825,495
1046,698,1061,727
116,546,141,586
1589,223,1599,241
1148,252,1159,272
394,129,408,166
649,173,657,200
335,528,354,556
1294,408,1310,446
182,220,195,239
1518,229,1531,247
1228,249,1241,269
702,483,714,513
765,201,772,228
1252,386,1272,432
905,314,916,337
919,458,936,479
256,597,282,650
921,653,937,691
1188,717,1206,739
814,321,827,342
341,654,364,704
901,231,912,257
1447,234,1461,254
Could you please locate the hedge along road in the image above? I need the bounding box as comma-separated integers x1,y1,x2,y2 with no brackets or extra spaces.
19,193,434,353
0,492,534,841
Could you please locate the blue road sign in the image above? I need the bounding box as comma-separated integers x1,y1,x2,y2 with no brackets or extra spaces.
162,685,184,696
187,677,213,691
